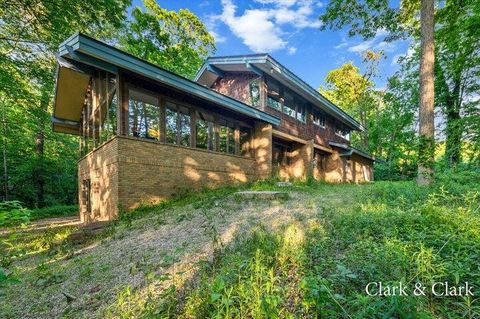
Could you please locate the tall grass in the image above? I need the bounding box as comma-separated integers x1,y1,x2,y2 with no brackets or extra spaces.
145,168,480,318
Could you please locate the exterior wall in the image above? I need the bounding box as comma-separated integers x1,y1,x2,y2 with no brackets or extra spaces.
78,138,119,222
211,73,259,106
282,140,313,181
323,151,345,183
78,120,272,222
254,122,273,179
351,154,374,183
116,136,257,210
265,106,348,147
209,71,349,149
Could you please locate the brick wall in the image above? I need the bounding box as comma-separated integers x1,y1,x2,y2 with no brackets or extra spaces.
351,154,374,183
254,122,272,179
210,72,349,148
116,136,258,210
211,73,259,106
78,138,119,222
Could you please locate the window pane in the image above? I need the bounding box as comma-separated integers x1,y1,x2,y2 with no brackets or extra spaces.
283,93,296,118
219,121,235,154
107,82,117,136
335,123,350,139
128,89,159,139
179,111,191,147
296,104,306,123
283,103,296,118
165,106,177,144
196,119,208,150
196,112,215,151
239,126,251,157
267,80,281,111
267,96,281,111
313,110,325,127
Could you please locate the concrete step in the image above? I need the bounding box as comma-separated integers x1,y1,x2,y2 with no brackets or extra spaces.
235,191,289,200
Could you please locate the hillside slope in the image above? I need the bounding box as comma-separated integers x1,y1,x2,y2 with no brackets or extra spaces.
1,176,479,318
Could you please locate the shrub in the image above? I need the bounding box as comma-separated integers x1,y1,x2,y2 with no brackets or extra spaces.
0,201,31,227
29,205,78,221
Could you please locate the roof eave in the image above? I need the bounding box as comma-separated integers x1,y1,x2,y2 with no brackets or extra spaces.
56,33,280,126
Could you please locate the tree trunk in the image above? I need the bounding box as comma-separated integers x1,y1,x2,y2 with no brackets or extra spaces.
417,0,435,185
445,108,461,165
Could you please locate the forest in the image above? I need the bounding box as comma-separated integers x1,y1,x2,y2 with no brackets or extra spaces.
1,0,480,318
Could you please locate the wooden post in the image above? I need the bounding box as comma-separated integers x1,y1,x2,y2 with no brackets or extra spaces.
116,73,128,136
158,96,165,143
234,125,240,155
190,109,196,147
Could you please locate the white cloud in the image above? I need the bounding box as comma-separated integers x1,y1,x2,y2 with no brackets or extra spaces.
214,0,322,53
344,29,396,54
347,39,375,53
255,0,298,7
220,0,286,52
390,46,416,66
287,46,297,55
209,30,227,43
391,54,402,66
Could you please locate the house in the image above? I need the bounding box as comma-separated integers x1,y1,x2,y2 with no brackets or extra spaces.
52,33,375,223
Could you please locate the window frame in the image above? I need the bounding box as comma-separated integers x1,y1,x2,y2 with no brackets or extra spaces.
335,122,351,140
312,109,326,128
124,82,253,157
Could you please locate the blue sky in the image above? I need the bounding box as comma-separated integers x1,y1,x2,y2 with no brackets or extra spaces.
131,0,411,89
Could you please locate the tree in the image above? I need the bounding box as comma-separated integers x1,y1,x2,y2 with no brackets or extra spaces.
320,0,436,185
0,0,131,206
117,0,216,79
434,0,480,166
417,0,435,185
320,50,382,150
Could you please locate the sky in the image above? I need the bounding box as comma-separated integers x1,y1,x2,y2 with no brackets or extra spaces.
131,0,412,89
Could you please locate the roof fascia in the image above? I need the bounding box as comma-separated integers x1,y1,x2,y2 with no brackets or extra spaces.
52,116,80,129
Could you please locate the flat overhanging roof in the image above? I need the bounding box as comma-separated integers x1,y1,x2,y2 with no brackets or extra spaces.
52,33,280,135
329,142,376,161
195,54,364,132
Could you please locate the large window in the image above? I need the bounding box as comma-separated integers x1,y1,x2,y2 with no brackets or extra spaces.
335,122,351,140
128,89,160,140
313,110,326,127
218,119,236,155
125,87,252,156
165,102,192,146
267,81,282,111
165,102,177,144
80,71,117,156
196,111,215,151
283,92,296,118
296,103,306,123
178,105,191,146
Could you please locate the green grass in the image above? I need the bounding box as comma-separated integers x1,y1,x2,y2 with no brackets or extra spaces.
1,168,479,318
